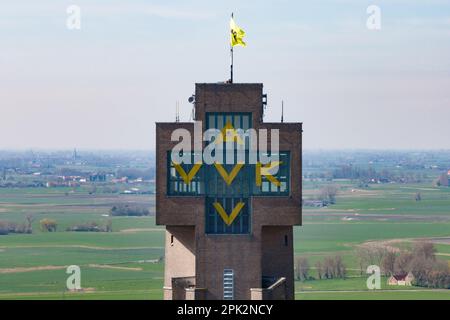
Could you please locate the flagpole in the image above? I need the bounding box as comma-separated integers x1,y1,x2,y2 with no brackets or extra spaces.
230,12,234,83
230,46,233,83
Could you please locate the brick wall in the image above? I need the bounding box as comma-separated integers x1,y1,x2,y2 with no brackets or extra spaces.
156,83,302,300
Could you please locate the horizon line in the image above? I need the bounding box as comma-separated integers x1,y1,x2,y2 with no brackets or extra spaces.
1,148,450,153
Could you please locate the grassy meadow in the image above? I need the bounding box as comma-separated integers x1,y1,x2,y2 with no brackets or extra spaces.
0,188,164,299
0,180,449,299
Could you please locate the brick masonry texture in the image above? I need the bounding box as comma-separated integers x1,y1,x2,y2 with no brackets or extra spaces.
156,83,302,300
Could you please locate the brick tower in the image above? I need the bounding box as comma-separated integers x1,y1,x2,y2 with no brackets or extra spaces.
156,83,302,300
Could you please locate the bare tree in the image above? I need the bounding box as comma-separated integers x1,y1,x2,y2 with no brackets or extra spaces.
381,251,396,276
315,261,323,280
25,214,34,233
412,241,436,261
369,247,388,267
319,185,338,204
409,254,432,285
105,219,113,232
356,247,368,275
295,257,310,281
409,242,442,287
334,255,346,279
323,257,336,279
394,252,413,274
0,221,9,235
426,260,450,288
356,246,388,275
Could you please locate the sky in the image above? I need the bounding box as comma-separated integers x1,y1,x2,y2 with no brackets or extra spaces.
1,0,449,150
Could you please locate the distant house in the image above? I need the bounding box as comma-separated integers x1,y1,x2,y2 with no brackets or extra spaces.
387,272,415,286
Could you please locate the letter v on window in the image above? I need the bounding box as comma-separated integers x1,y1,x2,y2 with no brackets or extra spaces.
214,162,244,185
172,162,202,184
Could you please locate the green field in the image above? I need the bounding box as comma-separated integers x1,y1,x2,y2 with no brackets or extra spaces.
0,181,449,299
295,277,449,299
0,188,164,299
296,291,450,300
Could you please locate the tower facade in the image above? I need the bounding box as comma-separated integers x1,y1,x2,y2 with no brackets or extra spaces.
156,83,302,300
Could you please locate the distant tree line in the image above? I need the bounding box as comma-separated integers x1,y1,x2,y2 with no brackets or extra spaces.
66,220,112,232
303,185,339,207
0,181,46,188
304,165,427,184
116,168,154,180
38,218,113,233
295,255,347,281
334,165,426,183
0,214,34,235
110,204,150,216
57,168,86,177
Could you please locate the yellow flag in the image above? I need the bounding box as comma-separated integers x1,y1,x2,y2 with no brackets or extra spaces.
230,17,246,47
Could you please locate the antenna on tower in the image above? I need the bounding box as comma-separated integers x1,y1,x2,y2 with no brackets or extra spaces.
281,100,284,123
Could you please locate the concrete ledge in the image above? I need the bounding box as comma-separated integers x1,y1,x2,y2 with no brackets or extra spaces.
250,277,287,300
